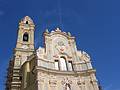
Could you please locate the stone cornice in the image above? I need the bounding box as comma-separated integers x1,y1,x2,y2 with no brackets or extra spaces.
35,66,96,76
14,48,34,52
37,58,54,63
73,61,92,65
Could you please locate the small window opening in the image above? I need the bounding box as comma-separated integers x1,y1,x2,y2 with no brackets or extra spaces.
20,76,22,80
55,60,59,70
68,61,73,71
23,32,29,42
26,21,28,24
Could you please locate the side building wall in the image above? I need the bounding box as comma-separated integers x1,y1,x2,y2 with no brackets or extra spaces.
21,55,37,90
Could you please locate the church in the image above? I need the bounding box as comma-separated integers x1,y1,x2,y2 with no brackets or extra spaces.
6,16,101,90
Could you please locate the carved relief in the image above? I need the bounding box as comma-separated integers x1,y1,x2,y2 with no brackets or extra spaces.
77,77,86,89
61,78,72,90
77,80,85,86
49,79,57,87
38,78,44,83
52,36,72,60
38,72,45,84
61,78,72,85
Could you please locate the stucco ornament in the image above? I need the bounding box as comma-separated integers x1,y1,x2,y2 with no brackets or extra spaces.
61,77,72,85
55,40,66,53
81,51,91,61
49,79,57,87
61,78,72,90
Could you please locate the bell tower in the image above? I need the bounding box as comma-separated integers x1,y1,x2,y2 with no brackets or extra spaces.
8,16,35,90
16,16,35,50
14,16,35,68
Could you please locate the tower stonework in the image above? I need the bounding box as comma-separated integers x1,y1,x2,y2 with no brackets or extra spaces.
6,16,35,90
6,17,101,90
15,16,35,67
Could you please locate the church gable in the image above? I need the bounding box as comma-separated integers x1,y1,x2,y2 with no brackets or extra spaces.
35,28,93,72
44,28,74,61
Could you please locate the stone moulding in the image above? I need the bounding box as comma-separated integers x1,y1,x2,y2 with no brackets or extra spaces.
35,66,96,76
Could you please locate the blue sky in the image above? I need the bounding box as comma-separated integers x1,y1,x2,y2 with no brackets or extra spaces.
0,0,120,90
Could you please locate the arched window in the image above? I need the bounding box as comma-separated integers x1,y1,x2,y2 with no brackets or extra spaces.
60,57,67,71
23,32,29,42
26,21,28,24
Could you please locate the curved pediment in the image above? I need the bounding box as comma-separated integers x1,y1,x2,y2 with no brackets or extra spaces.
44,28,75,39
19,16,34,25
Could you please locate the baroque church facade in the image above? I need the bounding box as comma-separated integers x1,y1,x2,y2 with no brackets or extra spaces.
6,16,101,90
